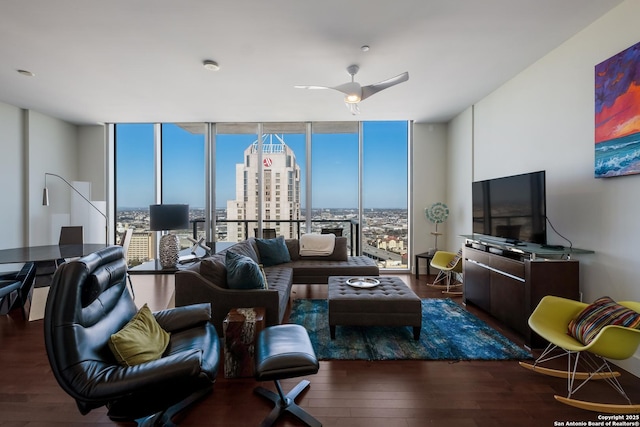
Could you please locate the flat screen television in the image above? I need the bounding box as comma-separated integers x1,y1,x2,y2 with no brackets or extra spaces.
472,171,547,245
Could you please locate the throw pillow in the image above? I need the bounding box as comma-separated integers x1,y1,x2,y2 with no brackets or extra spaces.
108,304,170,367
255,236,291,267
226,251,267,290
567,296,640,345
446,249,463,268
259,264,269,289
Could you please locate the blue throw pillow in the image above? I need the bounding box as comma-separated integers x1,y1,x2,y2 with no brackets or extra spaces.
255,236,291,267
225,251,267,290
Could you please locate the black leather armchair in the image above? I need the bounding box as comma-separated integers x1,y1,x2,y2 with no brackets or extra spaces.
44,246,220,426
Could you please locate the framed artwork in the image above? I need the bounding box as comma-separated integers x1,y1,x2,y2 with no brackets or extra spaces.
594,40,640,178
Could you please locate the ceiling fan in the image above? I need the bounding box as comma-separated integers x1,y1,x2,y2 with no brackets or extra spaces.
295,65,409,115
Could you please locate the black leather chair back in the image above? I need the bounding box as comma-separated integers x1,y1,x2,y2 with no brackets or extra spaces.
44,245,134,413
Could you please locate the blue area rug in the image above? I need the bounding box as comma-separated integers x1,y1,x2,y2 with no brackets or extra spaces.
288,298,532,361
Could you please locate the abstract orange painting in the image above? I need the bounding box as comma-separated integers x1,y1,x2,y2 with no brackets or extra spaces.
595,41,640,178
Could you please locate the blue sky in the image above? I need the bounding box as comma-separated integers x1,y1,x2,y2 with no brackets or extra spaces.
115,121,407,210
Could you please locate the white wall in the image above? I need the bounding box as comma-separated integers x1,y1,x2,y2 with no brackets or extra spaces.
78,125,106,200
447,0,640,376
0,102,26,249
412,122,447,274
27,110,79,246
445,107,473,252
0,104,105,248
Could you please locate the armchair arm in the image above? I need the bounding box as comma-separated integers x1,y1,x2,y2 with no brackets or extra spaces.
153,303,211,332
175,270,280,335
70,349,208,403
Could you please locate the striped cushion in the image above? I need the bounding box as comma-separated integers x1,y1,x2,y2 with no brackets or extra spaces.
446,249,463,268
568,296,640,345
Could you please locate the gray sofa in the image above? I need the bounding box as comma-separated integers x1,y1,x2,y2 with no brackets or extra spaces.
175,236,379,335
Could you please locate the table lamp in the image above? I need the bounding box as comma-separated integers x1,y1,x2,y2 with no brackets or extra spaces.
149,204,189,268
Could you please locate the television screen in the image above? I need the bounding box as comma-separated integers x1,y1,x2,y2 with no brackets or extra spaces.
472,171,546,245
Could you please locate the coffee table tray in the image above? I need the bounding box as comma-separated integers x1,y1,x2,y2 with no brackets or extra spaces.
346,277,380,288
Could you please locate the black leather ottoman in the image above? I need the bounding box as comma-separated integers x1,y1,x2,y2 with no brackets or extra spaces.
254,324,321,427
328,275,422,340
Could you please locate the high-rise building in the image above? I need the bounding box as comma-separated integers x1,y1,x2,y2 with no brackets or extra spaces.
128,231,154,265
226,135,301,241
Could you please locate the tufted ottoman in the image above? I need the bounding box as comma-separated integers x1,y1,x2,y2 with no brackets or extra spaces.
328,276,422,340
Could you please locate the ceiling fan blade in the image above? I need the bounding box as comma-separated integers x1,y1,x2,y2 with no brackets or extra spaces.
361,71,409,101
294,85,331,90
331,81,362,97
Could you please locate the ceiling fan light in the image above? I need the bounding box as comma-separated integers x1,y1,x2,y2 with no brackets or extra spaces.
345,94,361,103
203,60,220,71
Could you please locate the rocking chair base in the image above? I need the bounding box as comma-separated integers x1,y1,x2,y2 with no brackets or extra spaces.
519,362,621,380
554,395,640,414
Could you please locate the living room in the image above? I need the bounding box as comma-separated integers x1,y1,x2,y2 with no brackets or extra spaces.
2,1,640,425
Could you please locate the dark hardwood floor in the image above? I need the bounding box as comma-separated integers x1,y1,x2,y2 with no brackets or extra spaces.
1,273,639,426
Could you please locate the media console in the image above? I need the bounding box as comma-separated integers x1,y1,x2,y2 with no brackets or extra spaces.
461,235,593,348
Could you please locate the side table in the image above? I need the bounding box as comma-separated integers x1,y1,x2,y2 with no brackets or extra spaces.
128,258,200,274
415,252,434,278
223,307,266,378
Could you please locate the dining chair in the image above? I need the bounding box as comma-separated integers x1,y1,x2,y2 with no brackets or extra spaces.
119,229,135,298
255,228,277,239
56,226,84,267
58,226,84,245
321,228,343,237
35,226,85,286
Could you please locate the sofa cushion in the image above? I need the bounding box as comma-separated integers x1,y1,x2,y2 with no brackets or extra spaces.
108,304,170,367
285,239,301,261
221,239,260,264
568,296,640,345
199,255,228,288
255,236,291,267
226,251,267,290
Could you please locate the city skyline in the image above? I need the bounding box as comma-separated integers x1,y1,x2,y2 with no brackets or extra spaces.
116,206,409,269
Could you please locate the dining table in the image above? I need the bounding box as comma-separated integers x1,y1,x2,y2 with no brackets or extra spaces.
0,244,108,264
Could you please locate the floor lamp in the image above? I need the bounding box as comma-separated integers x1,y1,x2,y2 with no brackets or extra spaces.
43,173,109,245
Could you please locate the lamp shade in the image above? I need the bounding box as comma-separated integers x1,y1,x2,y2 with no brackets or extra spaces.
149,204,190,231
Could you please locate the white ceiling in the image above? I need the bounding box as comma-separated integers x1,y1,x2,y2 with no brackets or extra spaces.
0,0,622,125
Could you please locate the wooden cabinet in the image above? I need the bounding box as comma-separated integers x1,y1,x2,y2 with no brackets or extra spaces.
462,243,579,348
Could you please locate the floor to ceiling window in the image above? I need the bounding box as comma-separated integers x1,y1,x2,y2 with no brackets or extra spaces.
114,123,206,266
311,122,359,246
114,120,410,270
161,123,206,248
114,123,155,266
215,123,259,243
215,123,307,243
363,121,409,269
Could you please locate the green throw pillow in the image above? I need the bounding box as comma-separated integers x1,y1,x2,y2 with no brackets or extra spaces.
108,304,170,367
255,236,291,266
226,251,267,289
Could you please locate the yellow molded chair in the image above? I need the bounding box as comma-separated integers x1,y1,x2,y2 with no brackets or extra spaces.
520,295,640,413
428,250,463,295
